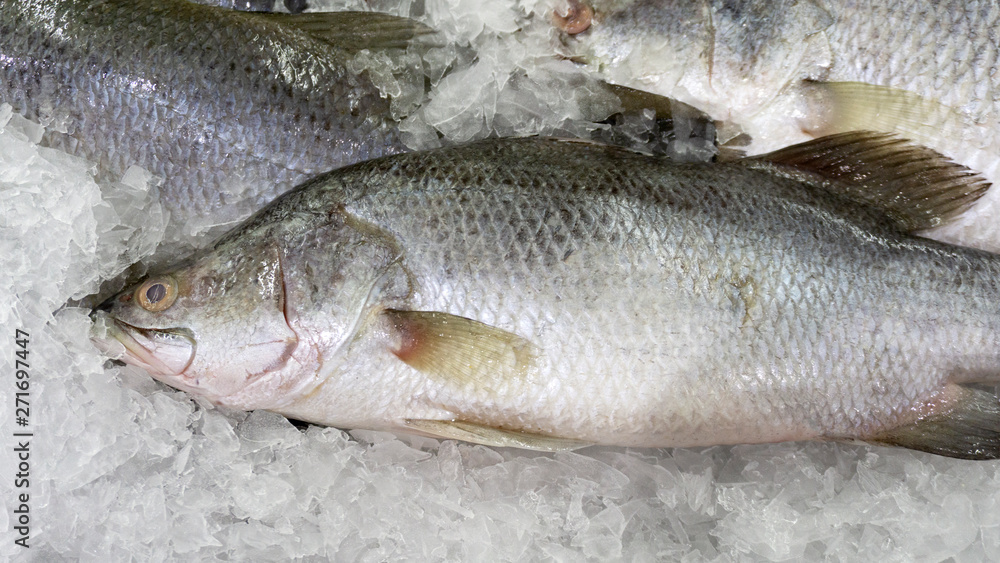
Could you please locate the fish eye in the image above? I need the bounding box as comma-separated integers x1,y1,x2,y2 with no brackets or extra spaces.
136,277,178,312
553,0,593,35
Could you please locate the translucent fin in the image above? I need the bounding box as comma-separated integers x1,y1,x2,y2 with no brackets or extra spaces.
602,83,676,120
404,419,588,451
382,310,537,393
805,81,964,147
589,83,719,161
867,384,1000,460
250,11,437,51
748,131,990,232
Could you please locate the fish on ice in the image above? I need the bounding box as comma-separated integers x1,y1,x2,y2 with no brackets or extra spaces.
91,134,1000,459
0,0,430,232
553,0,1000,250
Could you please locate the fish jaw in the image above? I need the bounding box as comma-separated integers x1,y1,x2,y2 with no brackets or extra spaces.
91,311,196,378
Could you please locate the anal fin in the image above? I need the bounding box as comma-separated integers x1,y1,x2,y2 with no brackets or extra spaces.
867,384,1000,460
404,419,589,451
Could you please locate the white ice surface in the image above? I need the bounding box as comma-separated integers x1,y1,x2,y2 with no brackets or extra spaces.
2,0,1000,561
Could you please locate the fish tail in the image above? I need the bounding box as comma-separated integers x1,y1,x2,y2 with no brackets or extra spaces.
866,383,1000,460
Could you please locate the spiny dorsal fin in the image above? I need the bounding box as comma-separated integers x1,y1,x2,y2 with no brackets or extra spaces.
747,131,990,232
382,309,538,393
865,384,1000,460
248,11,437,51
404,419,589,451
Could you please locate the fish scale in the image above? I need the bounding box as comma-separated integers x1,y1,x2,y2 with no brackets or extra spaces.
564,0,1000,251
342,142,964,434
92,135,1000,457
0,0,407,233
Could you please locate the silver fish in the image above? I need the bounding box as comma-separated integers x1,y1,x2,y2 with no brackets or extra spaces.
91,134,1000,459
555,0,1000,250
0,0,427,232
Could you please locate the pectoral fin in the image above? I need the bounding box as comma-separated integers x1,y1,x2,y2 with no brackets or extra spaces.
865,384,1000,460
382,309,538,393
248,11,437,51
404,419,589,451
747,131,989,232
804,81,964,148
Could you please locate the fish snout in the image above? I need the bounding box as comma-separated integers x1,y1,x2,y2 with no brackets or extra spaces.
90,307,197,378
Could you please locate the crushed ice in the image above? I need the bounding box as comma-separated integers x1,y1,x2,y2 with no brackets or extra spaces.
0,0,997,560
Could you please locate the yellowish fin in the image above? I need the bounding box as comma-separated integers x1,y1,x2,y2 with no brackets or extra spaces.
804,81,966,150
746,131,990,232
382,309,537,393
404,419,588,451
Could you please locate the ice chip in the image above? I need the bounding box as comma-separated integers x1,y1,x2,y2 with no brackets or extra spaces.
231,473,296,521
236,410,301,454
0,103,12,128
421,59,501,142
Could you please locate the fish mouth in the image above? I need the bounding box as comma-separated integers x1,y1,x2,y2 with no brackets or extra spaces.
91,313,196,377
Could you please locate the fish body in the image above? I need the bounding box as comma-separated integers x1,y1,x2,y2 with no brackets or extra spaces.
0,0,411,231
560,0,1000,249
92,136,1000,457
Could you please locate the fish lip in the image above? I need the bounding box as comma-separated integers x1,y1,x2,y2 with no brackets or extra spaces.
96,318,197,377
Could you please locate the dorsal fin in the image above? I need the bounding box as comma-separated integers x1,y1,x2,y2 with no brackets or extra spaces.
744,132,990,233
246,11,437,51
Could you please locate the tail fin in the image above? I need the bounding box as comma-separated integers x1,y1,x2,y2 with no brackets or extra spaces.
867,383,1000,460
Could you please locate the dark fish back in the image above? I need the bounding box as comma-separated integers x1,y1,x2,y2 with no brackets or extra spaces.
0,0,405,224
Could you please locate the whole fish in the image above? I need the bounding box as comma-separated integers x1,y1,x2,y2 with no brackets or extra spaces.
554,0,1000,250
91,134,1000,459
0,0,427,232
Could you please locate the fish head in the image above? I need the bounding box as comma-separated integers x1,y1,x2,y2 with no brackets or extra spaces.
553,0,709,71
553,0,834,143
90,243,298,406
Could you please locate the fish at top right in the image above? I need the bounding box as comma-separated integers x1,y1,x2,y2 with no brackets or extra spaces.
553,0,1000,251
